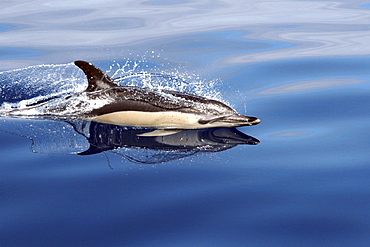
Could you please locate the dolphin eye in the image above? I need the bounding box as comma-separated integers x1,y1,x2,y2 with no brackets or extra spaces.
198,119,209,124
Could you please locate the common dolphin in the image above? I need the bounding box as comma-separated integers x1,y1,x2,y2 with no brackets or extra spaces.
74,60,260,129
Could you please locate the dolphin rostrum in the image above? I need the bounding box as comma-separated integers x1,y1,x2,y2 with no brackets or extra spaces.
73,60,260,129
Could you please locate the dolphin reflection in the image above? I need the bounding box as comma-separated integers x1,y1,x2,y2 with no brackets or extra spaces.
0,118,259,164
75,121,260,157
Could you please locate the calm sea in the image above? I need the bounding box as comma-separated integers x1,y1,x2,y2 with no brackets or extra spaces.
0,1,369,246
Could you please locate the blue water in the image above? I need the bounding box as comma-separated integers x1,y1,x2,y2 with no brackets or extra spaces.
1,1,369,246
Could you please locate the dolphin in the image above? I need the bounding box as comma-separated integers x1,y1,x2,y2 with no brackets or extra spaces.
73,60,260,129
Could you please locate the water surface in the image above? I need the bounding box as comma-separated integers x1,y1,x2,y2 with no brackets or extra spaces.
0,1,369,246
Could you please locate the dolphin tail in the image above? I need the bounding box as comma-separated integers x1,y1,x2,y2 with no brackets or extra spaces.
74,60,119,92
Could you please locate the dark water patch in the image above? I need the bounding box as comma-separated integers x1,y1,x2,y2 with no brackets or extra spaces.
360,3,370,8
0,23,17,32
1,159,368,246
0,47,41,60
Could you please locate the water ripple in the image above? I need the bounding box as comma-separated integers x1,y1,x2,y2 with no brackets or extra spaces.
1,0,370,68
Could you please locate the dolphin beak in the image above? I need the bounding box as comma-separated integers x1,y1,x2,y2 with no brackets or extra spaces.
222,114,261,126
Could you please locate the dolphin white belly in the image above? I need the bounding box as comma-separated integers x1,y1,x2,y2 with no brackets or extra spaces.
92,111,203,129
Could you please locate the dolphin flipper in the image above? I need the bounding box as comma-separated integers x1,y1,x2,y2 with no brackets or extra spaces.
74,60,119,92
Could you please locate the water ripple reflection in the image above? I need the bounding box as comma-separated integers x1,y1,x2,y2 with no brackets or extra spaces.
1,0,370,67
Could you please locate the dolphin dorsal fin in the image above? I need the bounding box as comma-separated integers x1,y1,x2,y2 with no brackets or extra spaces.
74,60,119,92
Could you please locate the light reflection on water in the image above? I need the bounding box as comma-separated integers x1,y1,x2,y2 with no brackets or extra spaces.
1,1,370,69
0,0,369,246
